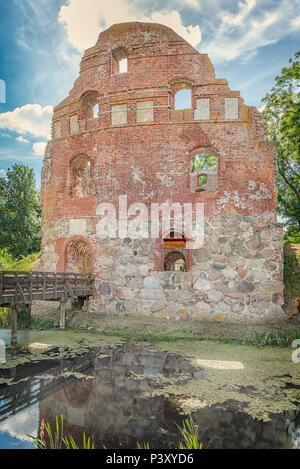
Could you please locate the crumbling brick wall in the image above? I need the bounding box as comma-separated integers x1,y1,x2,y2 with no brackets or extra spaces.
40,22,285,323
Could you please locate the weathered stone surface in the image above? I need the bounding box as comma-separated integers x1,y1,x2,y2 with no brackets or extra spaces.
98,257,114,267
139,289,164,300
238,268,248,278
253,270,268,281
194,279,211,291
260,248,275,258
213,263,227,270
177,309,190,321
264,261,278,272
144,276,161,289
223,268,237,280
151,300,166,313
261,281,283,294
246,239,260,250
238,281,255,293
195,301,211,313
223,291,246,300
98,283,111,296
193,248,212,264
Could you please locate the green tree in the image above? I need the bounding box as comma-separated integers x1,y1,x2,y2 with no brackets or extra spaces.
262,51,300,232
190,153,218,173
0,164,41,258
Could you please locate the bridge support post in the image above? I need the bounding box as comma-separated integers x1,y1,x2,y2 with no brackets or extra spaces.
11,304,17,346
59,299,67,330
26,303,31,319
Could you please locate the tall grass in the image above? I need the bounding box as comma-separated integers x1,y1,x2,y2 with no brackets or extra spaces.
219,329,300,348
26,415,202,450
137,416,203,450
176,416,203,449
25,415,94,450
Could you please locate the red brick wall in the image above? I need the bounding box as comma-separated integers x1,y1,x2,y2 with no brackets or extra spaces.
42,22,277,276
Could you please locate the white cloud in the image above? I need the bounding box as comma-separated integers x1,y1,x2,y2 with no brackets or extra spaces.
291,15,300,29
16,136,30,143
222,0,256,27
58,0,201,51
0,169,6,178
0,104,53,139
58,0,300,66
32,141,47,156
0,405,39,443
203,0,300,63
146,11,201,46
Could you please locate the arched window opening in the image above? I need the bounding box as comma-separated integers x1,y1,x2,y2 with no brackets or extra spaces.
190,153,218,193
119,58,128,74
112,48,128,74
93,104,99,118
175,89,192,110
169,231,185,239
174,258,186,271
190,153,218,173
164,232,187,272
65,239,91,274
198,175,207,187
70,155,96,198
80,91,99,120
164,251,186,272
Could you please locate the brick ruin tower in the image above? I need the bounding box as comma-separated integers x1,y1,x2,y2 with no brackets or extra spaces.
40,22,286,323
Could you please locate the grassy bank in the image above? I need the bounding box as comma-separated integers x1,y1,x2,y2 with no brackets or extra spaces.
65,309,300,348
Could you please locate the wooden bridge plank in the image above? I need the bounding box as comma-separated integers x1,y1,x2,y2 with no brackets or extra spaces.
0,271,95,307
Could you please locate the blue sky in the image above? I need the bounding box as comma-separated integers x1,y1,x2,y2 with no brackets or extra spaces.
0,0,299,187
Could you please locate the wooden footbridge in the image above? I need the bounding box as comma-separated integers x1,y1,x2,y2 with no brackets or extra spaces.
0,271,95,345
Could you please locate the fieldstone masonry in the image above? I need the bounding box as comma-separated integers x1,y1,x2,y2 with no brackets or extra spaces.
39,22,285,323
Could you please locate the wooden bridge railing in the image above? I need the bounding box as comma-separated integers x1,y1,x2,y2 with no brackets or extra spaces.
0,271,95,344
0,271,94,307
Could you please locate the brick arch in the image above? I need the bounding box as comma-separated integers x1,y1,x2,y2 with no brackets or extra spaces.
69,154,96,198
188,145,220,174
189,147,220,194
164,250,186,271
169,78,195,110
79,90,99,120
63,236,93,274
112,47,128,74
169,78,195,92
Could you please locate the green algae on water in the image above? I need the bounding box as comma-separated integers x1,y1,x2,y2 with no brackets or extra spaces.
144,340,300,422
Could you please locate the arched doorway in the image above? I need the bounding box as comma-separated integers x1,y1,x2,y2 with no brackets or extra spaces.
65,239,92,273
164,233,187,271
164,250,186,271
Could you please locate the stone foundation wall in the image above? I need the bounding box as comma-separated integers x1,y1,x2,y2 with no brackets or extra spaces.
85,215,285,324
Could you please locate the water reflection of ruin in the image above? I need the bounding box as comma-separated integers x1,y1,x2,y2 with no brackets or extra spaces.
36,343,295,449
0,351,94,424
0,342,298,448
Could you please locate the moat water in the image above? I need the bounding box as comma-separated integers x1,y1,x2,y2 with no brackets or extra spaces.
0,329,299,449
